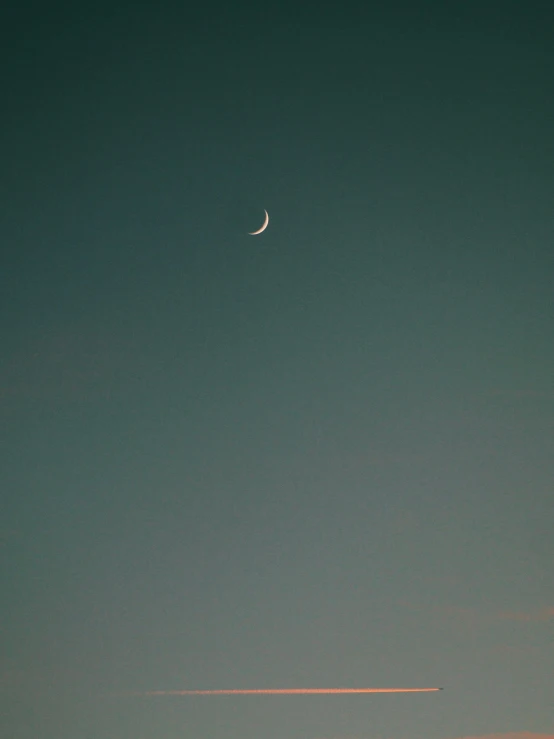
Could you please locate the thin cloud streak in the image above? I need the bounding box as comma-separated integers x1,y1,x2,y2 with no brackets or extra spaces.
401,601,554,626
140,687,442,696
497,607,554,622
449,734,554,739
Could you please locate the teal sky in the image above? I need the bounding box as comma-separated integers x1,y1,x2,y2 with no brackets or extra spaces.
1,3,553,738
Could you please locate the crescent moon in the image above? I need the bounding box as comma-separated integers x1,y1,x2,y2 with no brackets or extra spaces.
248,209,269,235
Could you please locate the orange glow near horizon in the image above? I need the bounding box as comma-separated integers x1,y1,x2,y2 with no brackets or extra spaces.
142,687,442,696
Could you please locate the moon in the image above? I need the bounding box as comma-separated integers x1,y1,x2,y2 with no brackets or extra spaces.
248,209,269,235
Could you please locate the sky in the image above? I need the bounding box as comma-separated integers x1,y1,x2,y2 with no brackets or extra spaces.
1,1,553,738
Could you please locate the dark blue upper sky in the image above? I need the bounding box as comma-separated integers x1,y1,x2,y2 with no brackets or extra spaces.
1,3,553,738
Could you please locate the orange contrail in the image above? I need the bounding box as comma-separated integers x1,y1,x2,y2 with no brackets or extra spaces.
142,687,442,696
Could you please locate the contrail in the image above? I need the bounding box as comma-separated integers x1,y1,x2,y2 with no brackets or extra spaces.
140,687,443,696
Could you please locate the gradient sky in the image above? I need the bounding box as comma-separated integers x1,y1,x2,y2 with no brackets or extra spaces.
1,2,553,738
